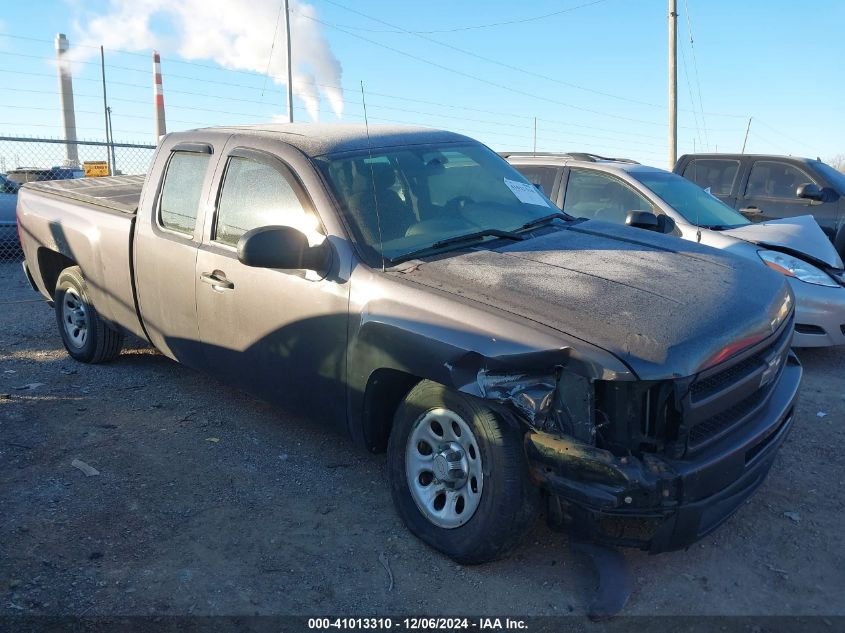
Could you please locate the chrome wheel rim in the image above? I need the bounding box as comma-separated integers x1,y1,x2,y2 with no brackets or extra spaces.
62,287,88,349
406,407,483,529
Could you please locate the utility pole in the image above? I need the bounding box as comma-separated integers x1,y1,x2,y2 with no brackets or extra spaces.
107,106,116,174
283,0,294,123
668,0,677,169
741,117,752,154
533,117,537,155
100,46,112,174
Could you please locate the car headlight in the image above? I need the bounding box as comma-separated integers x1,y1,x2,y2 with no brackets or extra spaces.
757,250,839,287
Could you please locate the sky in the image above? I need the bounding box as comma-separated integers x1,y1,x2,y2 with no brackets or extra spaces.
0,0,843,169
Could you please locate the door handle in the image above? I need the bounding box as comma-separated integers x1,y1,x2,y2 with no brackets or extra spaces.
739,206,762,216
200,272,234,290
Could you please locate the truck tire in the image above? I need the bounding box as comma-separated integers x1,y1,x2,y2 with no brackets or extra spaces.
387,380,539,564
54,266,124,363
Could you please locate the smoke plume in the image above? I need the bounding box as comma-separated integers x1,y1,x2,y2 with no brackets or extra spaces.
73,0,344,120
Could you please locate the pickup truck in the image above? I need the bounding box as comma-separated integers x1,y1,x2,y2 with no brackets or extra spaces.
18,124,801,564
674,153,845,258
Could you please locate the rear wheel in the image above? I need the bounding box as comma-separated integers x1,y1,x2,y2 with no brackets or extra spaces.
55,266,124,363
387,380,539,564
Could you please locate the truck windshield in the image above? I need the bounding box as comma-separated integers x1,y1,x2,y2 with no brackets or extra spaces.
317,143,562,264
813,160,845,194
632,170,750,229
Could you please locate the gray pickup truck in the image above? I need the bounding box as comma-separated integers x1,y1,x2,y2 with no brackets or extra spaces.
18,124,801,564
675,153,845,257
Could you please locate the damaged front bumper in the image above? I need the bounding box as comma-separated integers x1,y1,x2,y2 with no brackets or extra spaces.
524,352,802,554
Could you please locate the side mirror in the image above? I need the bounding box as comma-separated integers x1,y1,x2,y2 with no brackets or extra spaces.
797,183,823,201
656,214,676,234
625,210,659,231
237,225,331,272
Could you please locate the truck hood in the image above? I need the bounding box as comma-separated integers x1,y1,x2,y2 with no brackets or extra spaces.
395,220,792,380
721,215,843,268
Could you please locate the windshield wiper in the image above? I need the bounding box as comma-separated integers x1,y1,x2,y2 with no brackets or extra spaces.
389,229,524,264
518,212,570,232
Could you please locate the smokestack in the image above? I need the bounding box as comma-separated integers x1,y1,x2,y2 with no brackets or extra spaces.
153,51,167,140
55,33,80,167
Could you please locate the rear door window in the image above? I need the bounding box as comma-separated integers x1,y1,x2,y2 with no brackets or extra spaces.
159,152,211,235
745,161,818,198
512,165,559,197
682,159,740,196
563,169,653,223
213,155,322,247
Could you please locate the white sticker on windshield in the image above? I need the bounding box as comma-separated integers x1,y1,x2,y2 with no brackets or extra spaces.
503,178,551,207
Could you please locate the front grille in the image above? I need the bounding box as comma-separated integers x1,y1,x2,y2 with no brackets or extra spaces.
689,389,768,445
690,350,767,402
683,320,791,451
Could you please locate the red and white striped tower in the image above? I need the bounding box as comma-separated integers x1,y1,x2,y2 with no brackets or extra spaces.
152,51,167,140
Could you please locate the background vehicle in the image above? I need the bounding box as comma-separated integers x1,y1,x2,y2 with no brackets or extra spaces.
0,173,20,250
674,153,845,258
6,166,84,184
507,152,845,348
18,125,800,563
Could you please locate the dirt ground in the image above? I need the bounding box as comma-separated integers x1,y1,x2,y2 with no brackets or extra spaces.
1,259,844,618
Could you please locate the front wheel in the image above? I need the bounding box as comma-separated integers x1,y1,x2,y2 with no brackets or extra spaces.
387,381,539,564
54,266,124,363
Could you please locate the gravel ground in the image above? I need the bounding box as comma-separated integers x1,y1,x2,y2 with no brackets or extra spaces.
1,259,844,618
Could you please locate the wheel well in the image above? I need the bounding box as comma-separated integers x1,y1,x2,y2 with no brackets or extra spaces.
36,249,76,297
361,369,422,453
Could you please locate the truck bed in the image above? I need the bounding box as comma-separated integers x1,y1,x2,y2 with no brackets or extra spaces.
23,175,145,215
17,175,147,341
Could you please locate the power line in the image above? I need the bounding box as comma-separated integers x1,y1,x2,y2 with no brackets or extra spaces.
309,2,667,111
0,36,743,137
311,0,746,119
748,129,792,155
678,39,703,151
754,119,819,154
683,0,710,148
261,0,286,98
295,10,673,128
312,0,613,34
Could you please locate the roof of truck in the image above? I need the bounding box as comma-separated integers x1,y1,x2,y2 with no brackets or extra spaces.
194,123,475,157
677,153,815,163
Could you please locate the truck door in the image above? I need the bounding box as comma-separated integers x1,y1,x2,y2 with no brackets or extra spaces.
194,143,349,427
134,140,222,367
739,160,822,223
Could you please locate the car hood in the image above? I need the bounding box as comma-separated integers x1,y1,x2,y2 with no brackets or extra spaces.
394,220,792,380
721,215,843,268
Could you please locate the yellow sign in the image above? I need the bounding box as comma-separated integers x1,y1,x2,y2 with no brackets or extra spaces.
83,161,110,177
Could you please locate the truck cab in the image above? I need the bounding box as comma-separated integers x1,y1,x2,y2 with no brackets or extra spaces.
674,153,845,257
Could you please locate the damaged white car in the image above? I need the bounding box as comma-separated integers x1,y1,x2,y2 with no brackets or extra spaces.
506,154,845,347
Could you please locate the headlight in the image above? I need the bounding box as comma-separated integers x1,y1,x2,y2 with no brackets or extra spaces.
757,250,839,287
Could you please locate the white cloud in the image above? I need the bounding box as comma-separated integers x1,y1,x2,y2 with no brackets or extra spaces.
71,0,344,120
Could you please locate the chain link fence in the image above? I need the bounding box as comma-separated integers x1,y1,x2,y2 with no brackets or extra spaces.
0,136,156,261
